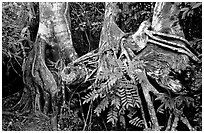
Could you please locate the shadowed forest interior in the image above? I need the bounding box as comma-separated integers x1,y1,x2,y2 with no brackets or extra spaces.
2,2,202,131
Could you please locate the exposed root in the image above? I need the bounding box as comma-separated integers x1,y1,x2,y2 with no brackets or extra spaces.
9,89,31,112
137,70,160,130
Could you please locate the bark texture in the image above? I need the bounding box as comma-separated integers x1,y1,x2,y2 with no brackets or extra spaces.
38,2,78,62
22,2,78,130
18,2,198,131
61,2,198,131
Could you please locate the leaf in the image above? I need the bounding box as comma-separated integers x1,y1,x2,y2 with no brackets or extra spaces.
182,10,189,19
157,103,164,114
107,107,118,126
180,7,189,12
130,88,140,108
155,93,167,103
129,116,143,128
108,75,118,89
187,10,193,17
192,2,202,9
127,108,137,119
94,97,109,116
111,96,120,109
82,90,99,104
118,88,133,109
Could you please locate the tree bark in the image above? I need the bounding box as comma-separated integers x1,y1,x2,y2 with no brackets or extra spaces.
18,2,198,131
21,2,78,130
61,2,198,131
38,2,78,62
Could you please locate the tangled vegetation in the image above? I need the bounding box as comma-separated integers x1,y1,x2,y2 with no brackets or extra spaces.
2,2,202,131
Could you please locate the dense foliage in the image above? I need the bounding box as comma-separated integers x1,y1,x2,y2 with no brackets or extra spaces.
2,2,202,131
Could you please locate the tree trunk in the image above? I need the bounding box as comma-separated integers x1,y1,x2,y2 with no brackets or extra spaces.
16,2,199,131
38,2,78,62
61,2,198,131
21,2,78,130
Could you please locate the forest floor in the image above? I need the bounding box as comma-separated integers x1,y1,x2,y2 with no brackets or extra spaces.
2,92,52,131
2,112,52,131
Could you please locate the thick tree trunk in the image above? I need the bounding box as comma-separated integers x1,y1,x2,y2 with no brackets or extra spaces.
17,2,198,131
61,2,198,131
21,2,78,130
38,2,78,62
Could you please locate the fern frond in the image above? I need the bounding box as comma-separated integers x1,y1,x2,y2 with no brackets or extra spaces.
118,87,134,109
94,97,109,116
129,116,144,128
131,59,146,69
119,77,136,86
116,59,126,72
111,95,120,109
107,107,118,126
127,108,137,119
129,88,141,108
82,90,99,104
97,70,109,82
107,75,118,90
96,66,115,84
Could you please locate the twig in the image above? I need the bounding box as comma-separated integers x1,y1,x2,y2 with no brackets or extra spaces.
93,5,103,15
165,112,173,131
9,61,22,77
77,93,86,126
171,116,179,131
83,100,92,131
68,81,84,108
2,111,16,116
88,101,93,131
13,56,22,68
102,116,108,131
181,115,195,131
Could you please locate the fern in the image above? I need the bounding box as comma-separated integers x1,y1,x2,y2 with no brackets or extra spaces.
118,87,133,109
129,116,144,128
118,79,136,88
111,95,120,109
82,89,99,104
94,97,109,116
127,108,137,119
97,69,110,82
129,88,141,108
117,80,140,109
107,74,118,89
82,57,144,128
116,59,126,72
107,107,118,126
